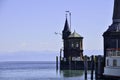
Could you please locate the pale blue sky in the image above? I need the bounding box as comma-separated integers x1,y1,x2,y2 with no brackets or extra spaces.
0,0,114,60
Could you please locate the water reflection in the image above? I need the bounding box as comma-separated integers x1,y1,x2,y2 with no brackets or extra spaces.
60,70,84,77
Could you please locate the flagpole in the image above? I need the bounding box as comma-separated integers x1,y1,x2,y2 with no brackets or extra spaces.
69,12,71,31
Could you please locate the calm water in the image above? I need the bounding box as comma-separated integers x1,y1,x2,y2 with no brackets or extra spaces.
0,61,95,80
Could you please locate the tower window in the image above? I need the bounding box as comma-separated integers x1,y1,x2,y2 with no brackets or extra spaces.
107,59,109,66
113,59,117,67
76,42,79,48
71,43,74,48
118,51,120,56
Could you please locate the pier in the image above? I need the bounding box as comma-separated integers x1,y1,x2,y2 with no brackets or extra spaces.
56,0,120,79
56,55,106,79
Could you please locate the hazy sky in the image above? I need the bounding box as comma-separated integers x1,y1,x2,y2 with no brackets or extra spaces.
0,0,114,54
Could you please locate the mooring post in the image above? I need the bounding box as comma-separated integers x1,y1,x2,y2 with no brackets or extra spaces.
95,56,98,80
97,55,104,79
59,51,62,70
56,56,58,70
91,55,94,80
69,56,71,70
75,60,76,70
84,56,88,80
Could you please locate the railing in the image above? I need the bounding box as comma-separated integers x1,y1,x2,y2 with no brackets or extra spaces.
107,50,120,57
60,57,83,61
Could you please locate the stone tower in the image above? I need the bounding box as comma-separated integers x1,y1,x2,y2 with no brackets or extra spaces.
68,30,83,58
62,18,83,59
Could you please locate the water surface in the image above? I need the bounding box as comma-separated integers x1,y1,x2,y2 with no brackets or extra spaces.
0,61,94,80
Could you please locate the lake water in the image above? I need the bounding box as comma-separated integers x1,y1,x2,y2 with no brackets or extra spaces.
0,61,95,80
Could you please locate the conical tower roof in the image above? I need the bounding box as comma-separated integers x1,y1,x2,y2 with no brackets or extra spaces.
113,0,120,22
106,0,120,32
63,18,71,32
62,18,71,39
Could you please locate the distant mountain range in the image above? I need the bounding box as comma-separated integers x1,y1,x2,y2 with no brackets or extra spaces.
0,50,103,61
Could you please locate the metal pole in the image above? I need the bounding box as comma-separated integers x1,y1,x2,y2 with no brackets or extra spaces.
69,12,71,31
84,56,88,80
56,56,58,70
91,55,94,80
